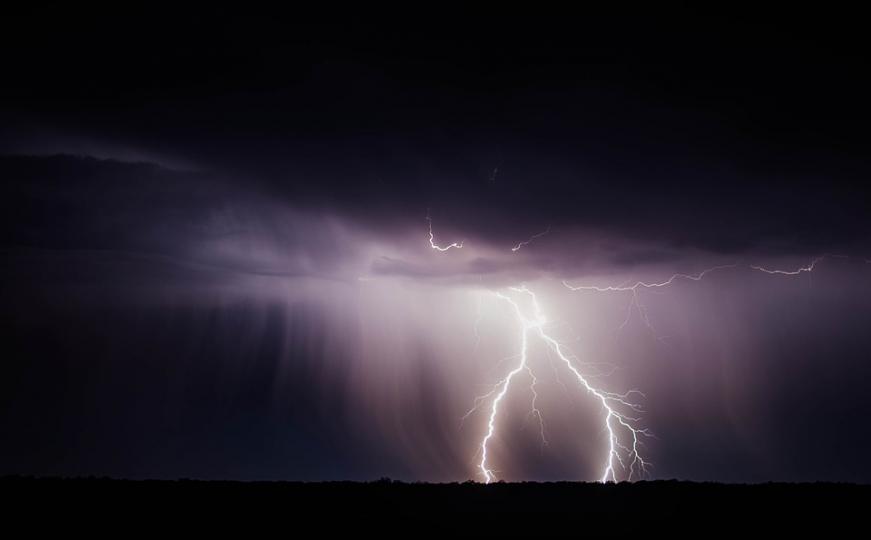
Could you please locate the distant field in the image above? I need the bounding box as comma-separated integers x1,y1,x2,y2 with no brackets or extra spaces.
2,477,867,534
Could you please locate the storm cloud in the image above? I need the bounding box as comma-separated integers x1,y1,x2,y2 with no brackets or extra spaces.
2,8,871,482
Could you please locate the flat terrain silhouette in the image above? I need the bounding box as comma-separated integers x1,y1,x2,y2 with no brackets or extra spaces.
2,476,867,534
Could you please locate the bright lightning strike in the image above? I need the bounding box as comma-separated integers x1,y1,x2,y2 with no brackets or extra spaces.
511,225,551,252
428,214,859,485
426,214,464,251
474,286,650,483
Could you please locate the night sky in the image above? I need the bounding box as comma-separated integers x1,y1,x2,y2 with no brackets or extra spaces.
2,7,871,482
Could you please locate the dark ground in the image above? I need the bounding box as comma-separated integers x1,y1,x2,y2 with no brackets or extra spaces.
2,477,867,534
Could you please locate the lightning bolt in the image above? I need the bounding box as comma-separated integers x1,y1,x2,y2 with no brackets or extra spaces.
426,213,464,251
562,264,738,339
749,256,826,275
475,286,650,483
560,255,854,338
511,225,551,252
423,212,861,484
474,255,862,482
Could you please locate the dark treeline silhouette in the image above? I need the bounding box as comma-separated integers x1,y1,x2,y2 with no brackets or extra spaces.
1,476,867,534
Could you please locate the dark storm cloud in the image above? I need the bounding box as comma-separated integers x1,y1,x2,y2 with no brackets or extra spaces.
3,8,871,482
3,8,871,260
0,155,375,283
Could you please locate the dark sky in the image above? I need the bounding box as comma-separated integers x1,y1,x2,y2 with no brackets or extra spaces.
2,7,871,482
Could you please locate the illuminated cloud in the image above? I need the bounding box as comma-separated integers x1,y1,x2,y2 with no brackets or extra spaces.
3,11,871,482
3,153,871,482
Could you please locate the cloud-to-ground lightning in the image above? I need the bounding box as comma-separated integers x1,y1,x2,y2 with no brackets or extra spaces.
511,225,551,252
426,213,464,251
471,286,650,483
424,210,862,484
